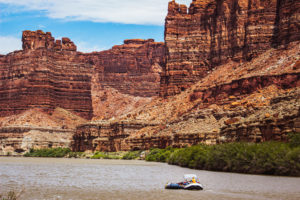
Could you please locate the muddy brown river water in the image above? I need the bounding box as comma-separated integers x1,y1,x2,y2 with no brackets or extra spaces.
0,157,299,200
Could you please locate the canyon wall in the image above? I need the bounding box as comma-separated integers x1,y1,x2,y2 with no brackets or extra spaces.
72,24,300,152
1,0,300,153
82,39,165,98
0,107,87,155
0,30,165,154
0,31,166,121
73,78,300,151
160,0,300,97
0,30,93,119
72,121,159,152
0,126,74,155
80,39,165,120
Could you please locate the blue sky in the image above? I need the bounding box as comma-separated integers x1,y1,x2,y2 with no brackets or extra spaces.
0,0,192,54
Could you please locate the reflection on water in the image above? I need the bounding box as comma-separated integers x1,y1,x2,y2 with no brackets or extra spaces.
0,157,299,200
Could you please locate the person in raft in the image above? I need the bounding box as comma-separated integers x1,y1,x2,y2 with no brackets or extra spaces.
192,177,196,183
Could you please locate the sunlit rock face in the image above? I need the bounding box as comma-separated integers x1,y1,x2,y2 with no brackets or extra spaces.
1,0,300,153
0,31,166,121
82,39,165,98
0,30,166,154
71,0,300,152
0,30,93,120
160,0,300,97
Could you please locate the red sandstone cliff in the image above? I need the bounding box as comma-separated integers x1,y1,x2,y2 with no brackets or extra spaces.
161,0,300,97
0,30,165,154
79,39,165,120
73,40,299,152
0,108,87,155
1,0,300,154
0,30,93,120
72,0,299,152
82,39,165,98
0,31,165,121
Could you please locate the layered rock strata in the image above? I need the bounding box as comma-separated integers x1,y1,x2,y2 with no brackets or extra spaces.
72,121,159,152
0,108,87,155
0,30,166,154
0,30,93,119
0,31,165,121
79,39,165,119
70,0,300,152
134,88,300,149
189,73,299,106
0,126,73,155
2,0,300,153
82,39,165,98
160,0,300,97
124,41,300,150
72,41,299,151
74,85,299,152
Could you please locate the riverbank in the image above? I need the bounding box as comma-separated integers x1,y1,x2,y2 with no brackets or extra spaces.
145,133,300,177
15,132,300,176
144,132,300,176
147,142,300,176
23,147,144,160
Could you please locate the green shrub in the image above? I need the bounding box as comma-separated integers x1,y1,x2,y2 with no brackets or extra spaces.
24,148,71,158
145,148,161,161
122,151,141,160
145,147,176,162
289,132,300,148
168,148,190,166
91,152,121,159
280,146,300,176
145,141,300,176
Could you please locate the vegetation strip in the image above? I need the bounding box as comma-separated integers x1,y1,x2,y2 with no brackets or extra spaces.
23,133,300,176
24,148,84,158
145,133,300,176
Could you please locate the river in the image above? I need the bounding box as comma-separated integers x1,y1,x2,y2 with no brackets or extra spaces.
0,157,299,200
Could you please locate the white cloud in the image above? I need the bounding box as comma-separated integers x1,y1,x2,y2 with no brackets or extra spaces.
76,41,106,53
0,0,193,25
0,35,21,54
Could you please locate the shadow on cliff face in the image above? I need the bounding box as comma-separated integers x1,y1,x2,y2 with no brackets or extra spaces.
272,0,300,48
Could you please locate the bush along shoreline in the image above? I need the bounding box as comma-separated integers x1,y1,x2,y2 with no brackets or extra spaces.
22,133,300,176
145,133,300,177
24,148,84,158
90,150,142,160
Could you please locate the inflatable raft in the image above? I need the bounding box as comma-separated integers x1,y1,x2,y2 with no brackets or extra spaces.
165,174,203,190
